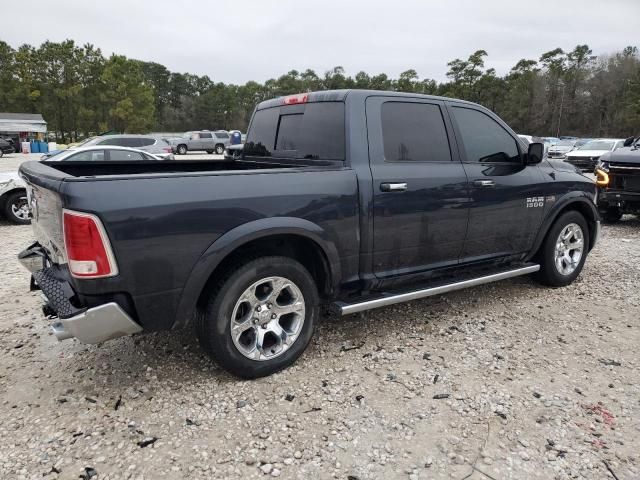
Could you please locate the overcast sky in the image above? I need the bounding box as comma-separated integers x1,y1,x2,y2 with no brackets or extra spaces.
3,0,639,84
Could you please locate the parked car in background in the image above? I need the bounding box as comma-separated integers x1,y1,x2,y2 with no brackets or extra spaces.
595,136,640,222
574,138,592,148
547,139,577,159
43,146,165,162
542,137,560,147
42,134,174,160
19,89,600,378
0,138,16,157
565,138,625,171
0,172,29,224
169,130,231,155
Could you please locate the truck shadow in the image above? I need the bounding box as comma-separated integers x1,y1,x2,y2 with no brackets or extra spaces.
48,273,550,396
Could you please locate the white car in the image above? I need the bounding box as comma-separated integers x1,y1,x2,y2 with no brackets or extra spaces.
0,172,29,224
547,139,578,159
43,146,164,162
565,139,625,171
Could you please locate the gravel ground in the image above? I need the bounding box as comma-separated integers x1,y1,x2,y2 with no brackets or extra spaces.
0,173,639,480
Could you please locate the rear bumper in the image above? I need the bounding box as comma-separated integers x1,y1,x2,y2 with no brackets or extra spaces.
18,243,142,344
49,302,142,343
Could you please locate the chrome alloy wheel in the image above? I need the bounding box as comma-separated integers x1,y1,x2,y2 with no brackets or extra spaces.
554,223,584,275
11,195,30,221
230,276,305,361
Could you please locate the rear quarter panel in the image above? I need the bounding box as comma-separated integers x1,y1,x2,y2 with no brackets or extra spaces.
62,168,360,330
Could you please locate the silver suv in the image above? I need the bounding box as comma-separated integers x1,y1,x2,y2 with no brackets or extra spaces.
170,131,231,155
42,135,174,160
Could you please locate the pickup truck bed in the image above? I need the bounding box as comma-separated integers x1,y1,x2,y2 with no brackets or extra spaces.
19,89,600,378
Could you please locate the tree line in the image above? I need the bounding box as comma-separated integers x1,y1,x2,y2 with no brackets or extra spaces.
0,39,639,142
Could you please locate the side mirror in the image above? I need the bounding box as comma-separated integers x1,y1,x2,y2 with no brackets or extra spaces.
623,136,635,147
526,142,544,165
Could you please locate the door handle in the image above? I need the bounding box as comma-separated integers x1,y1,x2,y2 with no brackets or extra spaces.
380,182,408,192
473,179,496,188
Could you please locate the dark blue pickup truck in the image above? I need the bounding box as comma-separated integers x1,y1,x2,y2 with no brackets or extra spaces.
18,90,600,378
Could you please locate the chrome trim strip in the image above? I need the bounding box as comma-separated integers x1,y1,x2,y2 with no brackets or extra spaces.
335,265,540,315
52,302,142,343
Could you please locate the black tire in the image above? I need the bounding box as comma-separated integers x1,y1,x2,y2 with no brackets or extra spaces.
196,256,319,378
535,210,589,287
4,190,31,225
206,150,214,154
177,144,187,155
215,144,225,155
602,207,622,223
0,150,3,158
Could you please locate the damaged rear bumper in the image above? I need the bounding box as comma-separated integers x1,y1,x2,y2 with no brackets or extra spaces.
19,243,142,344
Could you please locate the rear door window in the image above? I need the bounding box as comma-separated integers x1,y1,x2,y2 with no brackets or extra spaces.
245,102,345,160
138,138,155,147
65,150,106,161
199,132,212,139
108,149,145,161
381,102,451,162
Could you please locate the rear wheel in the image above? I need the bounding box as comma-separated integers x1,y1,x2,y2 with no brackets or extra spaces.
602,207,622,223
4,191,31,225
535,211,589,287
177,144,187,155
196,256,319,378
215,144,225,155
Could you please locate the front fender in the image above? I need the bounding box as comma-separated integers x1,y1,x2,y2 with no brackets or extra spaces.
526,191,599,261
172,217,341,329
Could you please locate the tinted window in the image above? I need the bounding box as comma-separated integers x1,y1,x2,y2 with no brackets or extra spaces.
65,150,105,161
138,138,155,147
109,150,145,161
245,102,345,160
97,138,122,146
200,132,212,139
215,132,229,139
452,107,520,163
381,102,451,162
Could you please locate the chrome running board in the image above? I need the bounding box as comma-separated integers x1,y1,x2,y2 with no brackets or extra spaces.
334,264,540,316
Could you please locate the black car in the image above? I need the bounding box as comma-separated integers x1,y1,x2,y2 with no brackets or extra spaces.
0,138,16,157
18,90,599,378
595,136,640,222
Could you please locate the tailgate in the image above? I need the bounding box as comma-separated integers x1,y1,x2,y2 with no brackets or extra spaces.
19,161,68,264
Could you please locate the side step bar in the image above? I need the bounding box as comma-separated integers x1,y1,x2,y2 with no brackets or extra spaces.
334,264,540,316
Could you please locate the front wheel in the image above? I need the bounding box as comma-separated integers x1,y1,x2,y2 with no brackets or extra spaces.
535,211,589,287
215,144,225,155
4,191,31,225
196,256,319,378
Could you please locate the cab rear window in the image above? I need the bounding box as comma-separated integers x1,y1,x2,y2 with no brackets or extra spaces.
244,102,345,160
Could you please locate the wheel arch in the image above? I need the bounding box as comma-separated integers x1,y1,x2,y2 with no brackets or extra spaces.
0,187,27,208
172,217,341,329
527,193,599,262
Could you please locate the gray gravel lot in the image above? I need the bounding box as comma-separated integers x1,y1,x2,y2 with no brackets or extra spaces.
0,154,639,480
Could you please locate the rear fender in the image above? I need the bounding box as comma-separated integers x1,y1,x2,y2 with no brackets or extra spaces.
172,217,341,329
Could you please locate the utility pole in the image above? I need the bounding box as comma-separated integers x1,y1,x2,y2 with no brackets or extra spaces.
556,83,565,138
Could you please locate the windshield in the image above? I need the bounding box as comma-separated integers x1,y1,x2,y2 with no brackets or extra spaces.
555,140,575,147
74,137,96,148
578,141,614,151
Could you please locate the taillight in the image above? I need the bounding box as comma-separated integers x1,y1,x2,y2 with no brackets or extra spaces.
163,147,172,152
283,93,308,105
63,209,118,278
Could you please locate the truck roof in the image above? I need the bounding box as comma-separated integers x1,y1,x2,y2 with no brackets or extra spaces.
256,89,481,111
